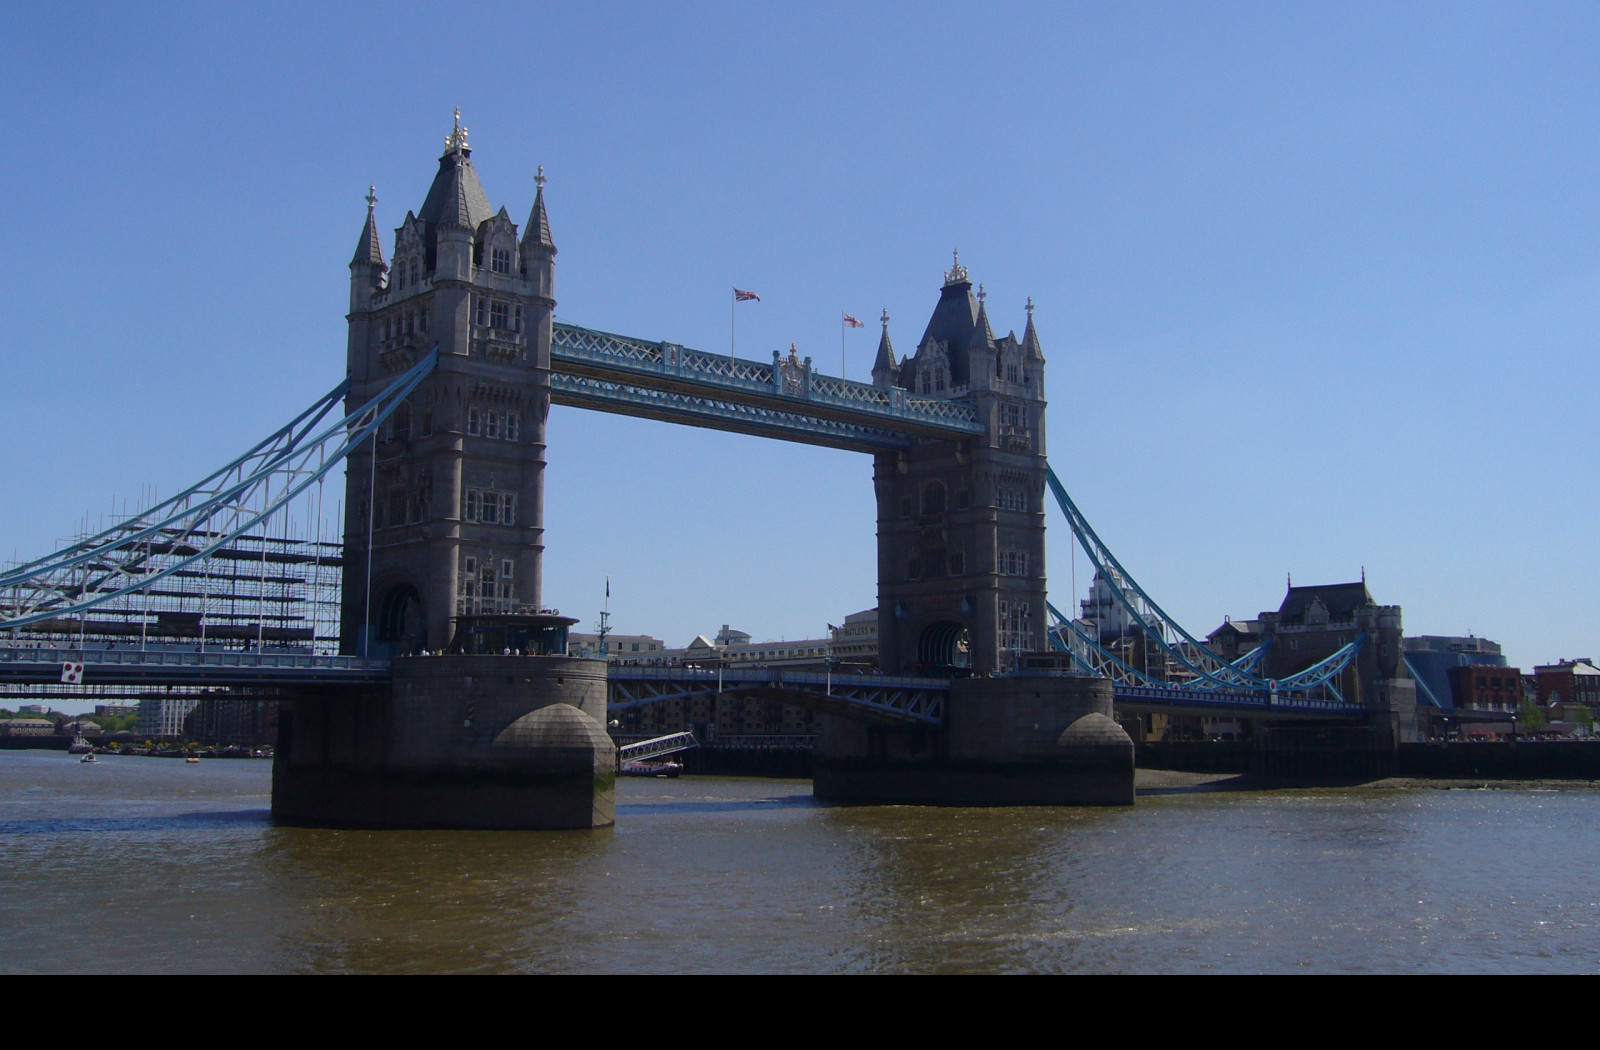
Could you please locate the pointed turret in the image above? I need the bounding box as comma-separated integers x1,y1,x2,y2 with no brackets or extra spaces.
871,308,898,388
521,166,556,254
351,186,386,269
1021,296,1044,362
972,283,996,350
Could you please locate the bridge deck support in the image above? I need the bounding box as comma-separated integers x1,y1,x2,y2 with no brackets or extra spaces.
272,655,615,829
812,675,1134,806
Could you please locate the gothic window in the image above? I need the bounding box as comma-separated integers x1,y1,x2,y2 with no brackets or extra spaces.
1001,403,1024,429
490,301,509,329
501,559,514,579
482,493,499,524
491,247,511,274
486,412,500,440
1006,360,1020,383
396,264,406,291
419,308,429,331
467,407,482,436
948,551,965,576
1000,549,1029,576
906,558,922,581
463,489,481,521
504,413,519,442
935,368,945,393
393,403,411,442
501,492,516,525
409,260,417,286
998,485,1027,512
402,312,412,335
921,481,946,516
514,305,524,332
475,297,488,327
958,489,970,511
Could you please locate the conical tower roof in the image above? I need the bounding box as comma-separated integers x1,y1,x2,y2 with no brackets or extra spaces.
1022,297,1044,362
521,166,555,253
351,186,385,269
872,309,897,375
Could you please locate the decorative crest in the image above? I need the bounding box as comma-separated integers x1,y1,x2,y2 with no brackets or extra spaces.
943,248,968,286
444,107,470,152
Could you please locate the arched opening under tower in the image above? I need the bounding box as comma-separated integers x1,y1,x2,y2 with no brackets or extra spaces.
917,620,970,673
376,582,423,654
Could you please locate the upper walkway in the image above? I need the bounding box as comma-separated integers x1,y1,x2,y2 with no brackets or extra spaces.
550,322,986,452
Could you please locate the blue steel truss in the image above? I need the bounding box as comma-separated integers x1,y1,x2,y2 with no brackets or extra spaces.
0,348,439,631
551,322,985,450
1044,465,1363,703
607,666,946,726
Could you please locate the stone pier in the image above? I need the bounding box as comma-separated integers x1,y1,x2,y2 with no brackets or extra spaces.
812,674,1134,806
272,655,615,829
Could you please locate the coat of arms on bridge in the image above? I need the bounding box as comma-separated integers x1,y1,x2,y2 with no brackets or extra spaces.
779,343,806,395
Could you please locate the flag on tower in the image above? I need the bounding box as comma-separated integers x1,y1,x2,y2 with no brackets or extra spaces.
734,288,760,302
842,313,864,328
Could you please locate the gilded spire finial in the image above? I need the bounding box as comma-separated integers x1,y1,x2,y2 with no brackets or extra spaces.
445,107,470,152
881,308,890,329
1026,295,1034,317
536,165,546,190
366,185,378,211
943,248,968,286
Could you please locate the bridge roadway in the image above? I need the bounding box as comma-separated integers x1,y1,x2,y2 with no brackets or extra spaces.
0,648,1365,722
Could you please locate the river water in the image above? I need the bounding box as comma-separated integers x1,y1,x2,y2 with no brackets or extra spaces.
1,749,1595,973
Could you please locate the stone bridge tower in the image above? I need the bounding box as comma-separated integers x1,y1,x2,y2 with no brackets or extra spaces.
342,113,555,655
872,255,1049,675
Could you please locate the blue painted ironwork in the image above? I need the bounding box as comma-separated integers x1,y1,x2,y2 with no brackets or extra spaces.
1,348,439,631
607,666,947,726
551,322,984,448
1045,464,1363,702
0,645,391,687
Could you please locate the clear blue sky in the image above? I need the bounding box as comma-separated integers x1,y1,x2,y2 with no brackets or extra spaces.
1,2,1595,668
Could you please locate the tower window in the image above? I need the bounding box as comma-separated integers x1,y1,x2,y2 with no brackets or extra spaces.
486,412,500,440
467,407,482,436
490,301,509,329
475,297,487,327
504,413,519,442
491,247,511,274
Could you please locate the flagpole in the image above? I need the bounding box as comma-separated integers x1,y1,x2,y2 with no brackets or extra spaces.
730,287,735,363
841,315,846,380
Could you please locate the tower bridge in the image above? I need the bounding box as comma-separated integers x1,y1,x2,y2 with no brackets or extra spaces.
0,118,1414,827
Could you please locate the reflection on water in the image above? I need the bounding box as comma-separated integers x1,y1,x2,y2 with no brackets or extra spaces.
2,750,1597,973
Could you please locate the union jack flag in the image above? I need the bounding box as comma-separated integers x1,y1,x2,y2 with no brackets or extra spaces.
842,313,864,328
734,288,760,302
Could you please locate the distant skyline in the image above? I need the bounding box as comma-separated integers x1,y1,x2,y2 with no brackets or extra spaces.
1,3,1595,668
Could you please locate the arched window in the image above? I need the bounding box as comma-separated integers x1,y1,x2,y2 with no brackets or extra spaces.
921,481,946,516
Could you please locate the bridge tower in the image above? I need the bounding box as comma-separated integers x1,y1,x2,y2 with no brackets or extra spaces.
343,113,555,655
872,255,1048,675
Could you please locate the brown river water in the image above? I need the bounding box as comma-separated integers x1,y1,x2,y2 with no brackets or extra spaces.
1,750,1596,973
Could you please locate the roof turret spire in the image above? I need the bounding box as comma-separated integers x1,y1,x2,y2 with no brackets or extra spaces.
1021,295,1044,362
871,307,898,385
351,185,385,269
521,164,555,253
973,283,995,346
